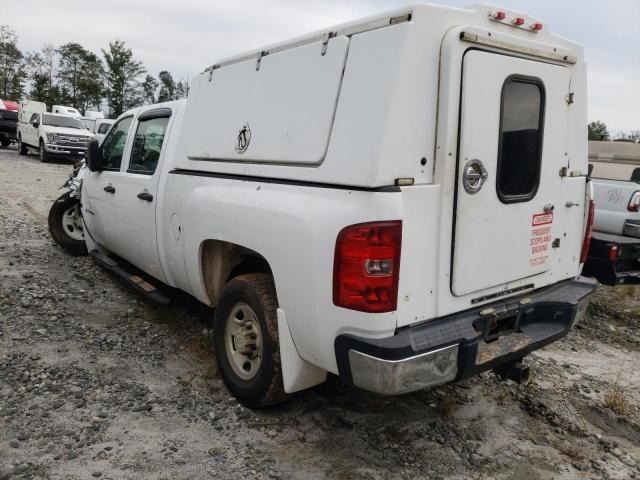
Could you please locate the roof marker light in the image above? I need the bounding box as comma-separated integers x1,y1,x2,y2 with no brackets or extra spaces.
513,17,525,26
492,11,506,21
531,22,543,32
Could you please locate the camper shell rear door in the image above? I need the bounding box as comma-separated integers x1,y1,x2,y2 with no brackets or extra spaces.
452,49,582,297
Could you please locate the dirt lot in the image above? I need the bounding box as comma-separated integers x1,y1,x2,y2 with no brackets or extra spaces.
0,147,639,480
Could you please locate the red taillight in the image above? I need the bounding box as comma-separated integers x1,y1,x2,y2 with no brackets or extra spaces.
333,221,402,313
513,17,525,26
580,200,595,264
609,245,619,262
627,191,640,212
493,11,506,20
531,22,543,31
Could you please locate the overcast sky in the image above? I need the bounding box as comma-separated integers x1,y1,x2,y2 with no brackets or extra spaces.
4,0,639,133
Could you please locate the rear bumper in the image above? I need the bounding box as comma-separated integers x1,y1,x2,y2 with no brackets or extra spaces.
335,278,596,395
623,220,640,239
0,129,16,141
582,232,640,286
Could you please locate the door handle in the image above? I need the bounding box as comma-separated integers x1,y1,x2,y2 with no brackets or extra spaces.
137,192,153,202
103,185,115,194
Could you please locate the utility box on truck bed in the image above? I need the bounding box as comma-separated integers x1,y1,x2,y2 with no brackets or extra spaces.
60,2,595,408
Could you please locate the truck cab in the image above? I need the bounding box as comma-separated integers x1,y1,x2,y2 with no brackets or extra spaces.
18,101,94,162
70,3,595,407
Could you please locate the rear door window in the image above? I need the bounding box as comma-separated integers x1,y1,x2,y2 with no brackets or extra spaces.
497,76,545,203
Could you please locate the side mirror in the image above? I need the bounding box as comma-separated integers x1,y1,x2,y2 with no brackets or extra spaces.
32,120,39,128
86,139,103,172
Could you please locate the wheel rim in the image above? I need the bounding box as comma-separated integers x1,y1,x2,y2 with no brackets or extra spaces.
61,204,85,241
224,303,263,381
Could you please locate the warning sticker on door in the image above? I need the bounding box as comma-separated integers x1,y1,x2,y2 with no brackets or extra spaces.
530,213,553,266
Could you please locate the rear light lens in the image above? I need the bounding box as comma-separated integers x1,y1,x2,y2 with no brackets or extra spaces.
609,245,619,262
627,191,640,212
531,22,543,31
493,11,506,20
333,221,402,313
513,17,525,26
580,200,595,264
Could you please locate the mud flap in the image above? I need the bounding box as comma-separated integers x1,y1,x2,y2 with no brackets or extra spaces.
277,308,327,393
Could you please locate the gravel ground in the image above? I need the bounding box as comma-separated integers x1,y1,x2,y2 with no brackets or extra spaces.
0,146,639,480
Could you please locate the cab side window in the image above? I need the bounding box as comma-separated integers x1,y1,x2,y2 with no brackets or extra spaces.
101,116,133,171
128,115,170,175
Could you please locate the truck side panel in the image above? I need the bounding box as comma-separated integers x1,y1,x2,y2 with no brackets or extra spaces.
158,173,402,373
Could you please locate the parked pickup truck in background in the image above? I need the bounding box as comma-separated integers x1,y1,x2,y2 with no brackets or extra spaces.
583,141,640,285
49,3,596,407
18,100,94,162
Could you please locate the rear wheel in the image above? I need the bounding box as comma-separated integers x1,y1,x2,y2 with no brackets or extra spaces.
0,138,10,147
18,136,27,155
39,140,48,162
48,192,87,256
213,273,288,408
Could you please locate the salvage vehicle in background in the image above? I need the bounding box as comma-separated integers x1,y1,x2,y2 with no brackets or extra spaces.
50,3,595,408
93,119,115,144
0,99,19,147
582,141,640,285
18,100,94,162
51,105,82,117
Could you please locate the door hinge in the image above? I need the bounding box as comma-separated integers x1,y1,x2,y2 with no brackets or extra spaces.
255,50,268,71
559,167,584,177
565,92,575,104
321,32,336,56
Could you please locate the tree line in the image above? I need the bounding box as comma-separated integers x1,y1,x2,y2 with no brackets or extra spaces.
588,121,640,143
0,25,188,118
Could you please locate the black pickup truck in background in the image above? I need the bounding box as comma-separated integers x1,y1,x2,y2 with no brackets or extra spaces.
0,108,18,147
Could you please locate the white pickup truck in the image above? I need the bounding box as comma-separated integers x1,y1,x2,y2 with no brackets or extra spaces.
582,141,640,285
49,3,595,407
18,100,95,162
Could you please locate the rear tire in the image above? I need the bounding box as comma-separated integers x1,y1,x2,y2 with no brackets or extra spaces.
0,138,10,147
39,140,48,162
213,273,288,408
48,192,87,256
18,136,27,155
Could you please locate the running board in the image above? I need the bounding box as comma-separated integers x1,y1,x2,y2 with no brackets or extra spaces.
89,250,171,306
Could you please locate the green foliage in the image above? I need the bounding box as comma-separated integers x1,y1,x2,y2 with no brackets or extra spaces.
588,121,609,141
158,70,175,103
0,25,26,99
57,42,104,113
142,74,159,104
5,24,187,114
102,40,145,117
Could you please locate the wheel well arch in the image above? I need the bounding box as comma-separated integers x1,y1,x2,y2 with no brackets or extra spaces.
200,239,273,307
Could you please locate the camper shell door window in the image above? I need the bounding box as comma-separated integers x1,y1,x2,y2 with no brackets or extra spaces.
496,76,545,204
